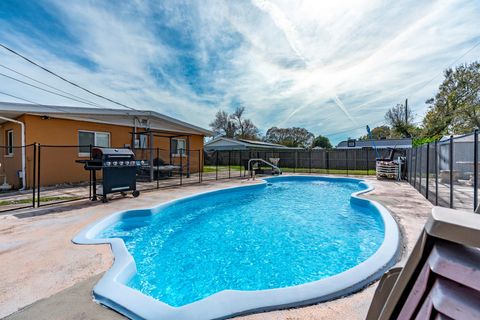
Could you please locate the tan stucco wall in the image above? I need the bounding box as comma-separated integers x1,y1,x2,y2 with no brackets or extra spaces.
0,116,26,189
1,114,205,188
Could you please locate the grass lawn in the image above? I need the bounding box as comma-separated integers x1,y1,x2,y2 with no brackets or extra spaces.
203,165,242,173
0,196,80,206
281,168,376,175
203,165,375,176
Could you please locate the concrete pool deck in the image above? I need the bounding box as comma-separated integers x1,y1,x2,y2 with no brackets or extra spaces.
1,175,433,320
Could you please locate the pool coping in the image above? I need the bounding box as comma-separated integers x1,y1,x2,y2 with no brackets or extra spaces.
73,175,400,320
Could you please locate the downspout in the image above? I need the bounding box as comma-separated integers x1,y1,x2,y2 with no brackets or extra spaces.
0,116,26,190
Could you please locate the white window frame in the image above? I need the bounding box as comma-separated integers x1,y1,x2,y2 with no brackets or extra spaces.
78,130,111,157
6,130,13,156
172,138,187,157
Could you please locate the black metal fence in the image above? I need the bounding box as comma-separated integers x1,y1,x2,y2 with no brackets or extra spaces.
203,148,380,180
0,144,204,213
1,145,385,213
406,130,479,212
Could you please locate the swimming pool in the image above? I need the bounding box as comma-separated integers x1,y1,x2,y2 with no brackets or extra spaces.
74,176,399,320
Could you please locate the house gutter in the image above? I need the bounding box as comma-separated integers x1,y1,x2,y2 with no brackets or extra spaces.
0,116,26,190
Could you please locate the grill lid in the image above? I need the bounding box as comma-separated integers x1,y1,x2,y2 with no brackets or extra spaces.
92,147,135,159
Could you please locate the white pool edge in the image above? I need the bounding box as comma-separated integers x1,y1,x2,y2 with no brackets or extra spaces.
73,175,400,320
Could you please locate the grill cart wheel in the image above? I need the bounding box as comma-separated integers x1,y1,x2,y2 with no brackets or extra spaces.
101,196,108,203
121,192,127,197
132,190,140,198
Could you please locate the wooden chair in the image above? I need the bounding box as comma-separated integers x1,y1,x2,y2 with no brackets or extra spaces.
366,207,480,320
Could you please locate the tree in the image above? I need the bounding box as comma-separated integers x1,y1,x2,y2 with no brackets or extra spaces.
264,127,314,148
422,61,480,137
209,110,236,138
385,104,415,138
359,125,391,140
312,135,332,149
209,107,259,139
230,106,260,140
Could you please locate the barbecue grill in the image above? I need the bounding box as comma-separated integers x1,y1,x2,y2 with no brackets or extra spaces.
79,147,140,202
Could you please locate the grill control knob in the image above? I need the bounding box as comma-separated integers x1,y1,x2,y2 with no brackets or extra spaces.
113,161,118,166
105,161,111,166
119,161,124,166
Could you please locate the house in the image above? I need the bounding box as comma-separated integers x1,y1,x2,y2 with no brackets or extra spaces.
0,102,212,189
336,138,412,149
204,136,291,151
204,136,287,151
437,134,474,177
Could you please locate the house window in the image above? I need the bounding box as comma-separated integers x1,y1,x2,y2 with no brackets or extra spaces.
139,134,148,149
134,134,148,149
6,130,13,156
78,130,110,156
171,138,186,156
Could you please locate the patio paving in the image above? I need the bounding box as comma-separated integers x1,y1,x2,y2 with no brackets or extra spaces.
1,175,433,320
412,177,476,211
0,171,241,213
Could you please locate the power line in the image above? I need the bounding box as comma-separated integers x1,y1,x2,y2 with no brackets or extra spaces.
0,90,40,105
326,38,480,138
0,72,116,108
0,90,78,113
408,39,480,100
0,64,113,109
0,43,138,111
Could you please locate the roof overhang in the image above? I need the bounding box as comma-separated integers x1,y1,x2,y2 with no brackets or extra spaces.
0,102,213,136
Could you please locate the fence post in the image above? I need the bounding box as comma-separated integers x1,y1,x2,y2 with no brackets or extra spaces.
198,150,201,183
294,151,298,173
326,151,330,174
309,150,312,174
418,145,422,193
32,143,36,208
37,144,41,207
201,150,204,182
156,148,160,189
228,150,231,179
474,129,478,211
186,138,190,178
366,148,369,175
239,151,242,177
425,143,430,199
345,150,349,176
180,148,183,186
407,149,413,181
215,151,219,180
435,140,438,206
449,135,454,208
413,148,417,188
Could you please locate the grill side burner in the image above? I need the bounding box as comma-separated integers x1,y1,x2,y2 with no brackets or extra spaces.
78,147,140,202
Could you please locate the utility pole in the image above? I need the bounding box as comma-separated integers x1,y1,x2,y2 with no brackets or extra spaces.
405,98,410,138
405,98,408,126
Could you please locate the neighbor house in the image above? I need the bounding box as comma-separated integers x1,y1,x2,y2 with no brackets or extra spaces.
204,136,292,151
336,138,412,149
0,102,212,189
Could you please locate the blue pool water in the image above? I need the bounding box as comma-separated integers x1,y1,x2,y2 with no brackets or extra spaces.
99,177,385,307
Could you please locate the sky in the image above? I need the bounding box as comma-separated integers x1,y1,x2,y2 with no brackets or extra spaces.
0,0,479,144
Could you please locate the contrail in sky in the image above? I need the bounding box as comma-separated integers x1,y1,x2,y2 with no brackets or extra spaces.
251,0,358,125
